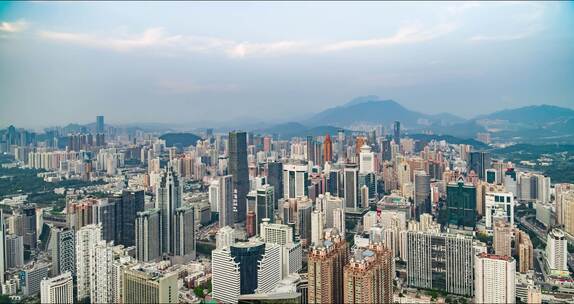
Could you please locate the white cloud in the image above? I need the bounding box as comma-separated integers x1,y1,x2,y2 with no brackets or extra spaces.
0,20,28,33
38,28,180,51
38,21,457,58
318,22,457,52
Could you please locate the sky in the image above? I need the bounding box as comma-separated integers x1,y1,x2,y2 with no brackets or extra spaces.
1,1,573,129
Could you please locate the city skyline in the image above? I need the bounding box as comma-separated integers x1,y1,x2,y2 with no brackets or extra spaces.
1,1,574,128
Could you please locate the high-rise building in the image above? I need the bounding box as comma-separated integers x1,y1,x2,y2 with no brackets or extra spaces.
50,227,76,277
229,131,249,222
260,220,303,278
5,234,24,269
359,145,375,174
323,134,333,163
446,181,477,228
216,226,235,249
337,129,346,161
218,175,234,227
91,241,114,303
156,167,182,255
174,205,196,258
256,185,275,232
307,231,348,304
20,262,50,296
212,241,282,303
561,189,574,236
20,204,37,250
469,151,491,180
135,208,161,262
485,191,514,229
283,164,308,199
407,231,475,296
393,121,401,146
0,210,6,284
118,189,145,247
76,224,102,300
311,210,324,245
343,243,394,304
96,115,104,134
306,135,316,164
344,164,359,209
474,253,516,304
493,221,513,257
267,161,283,202
546,228,567,272
515,229,533,273
40,272,74,304
414,171,431,219
122,267,178,304
298,203,312,245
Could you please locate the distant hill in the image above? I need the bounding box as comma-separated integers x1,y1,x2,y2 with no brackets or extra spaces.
159,133,202,148
476,104,574,125
304,97,464,128
255,122,343,139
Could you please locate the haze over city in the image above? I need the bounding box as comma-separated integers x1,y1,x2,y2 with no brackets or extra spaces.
1,1,574,128
1,2,574,304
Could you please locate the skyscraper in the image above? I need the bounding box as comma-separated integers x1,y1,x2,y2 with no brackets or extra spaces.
414,171,431,219
76,224,102,301
256,185,275,232
493,221,513,257
283,164,308,198
469,151,491,180
118,189,145,247
218,175,234,227
212,241,282,303
323,134,333,163
229,131,249,223
267,161,283,202
446,180,477,228
135,208,161,262
50,227,76,277
40,272,74,304
174,205,196,258
0,210,5,284
343,244,394,304
156,167,182,255
5,234,24,269
91,240,114,303
308,232,348,304
407,231,475,296
344,164,359,209
96,115,104,134
546,228,567,272
393,121,401,146
474,253,516,304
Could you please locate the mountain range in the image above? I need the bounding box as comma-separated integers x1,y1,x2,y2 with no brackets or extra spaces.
258,96,574,143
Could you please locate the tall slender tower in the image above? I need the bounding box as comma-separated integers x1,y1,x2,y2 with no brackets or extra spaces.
228,131,249,222
393,121,401,145
156,167,182,255
323,134,333,163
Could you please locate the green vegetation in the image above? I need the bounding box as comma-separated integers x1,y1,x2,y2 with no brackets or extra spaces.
159,132,202,148
196,242,215,255
0,167,104,198
0,294,12,304
492,144,574,183
475,232,493,246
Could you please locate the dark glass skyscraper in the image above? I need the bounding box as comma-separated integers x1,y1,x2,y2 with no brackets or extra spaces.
118,189,145,247
446,181,477,228
469,151,491,180
267,161,283,204
229,131,249,222
230,242,266,294
393,121,401,145
414,171,431,219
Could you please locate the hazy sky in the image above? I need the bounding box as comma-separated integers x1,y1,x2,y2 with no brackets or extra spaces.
1,1,573,129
